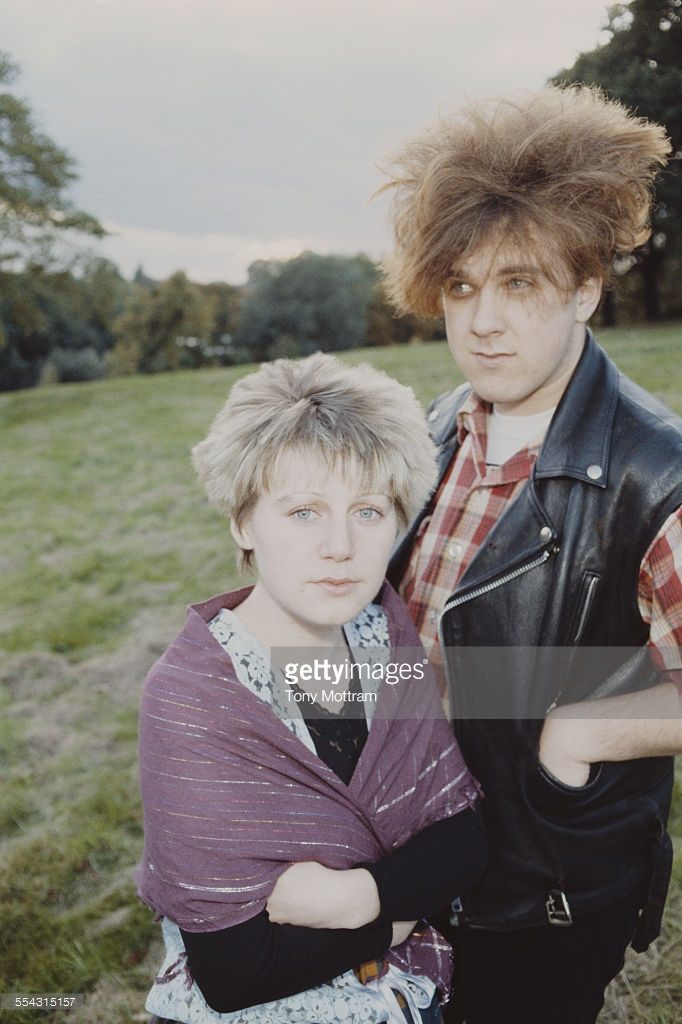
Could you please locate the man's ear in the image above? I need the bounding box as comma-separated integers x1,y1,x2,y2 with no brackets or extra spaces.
230,517,252,552
576,277,602,323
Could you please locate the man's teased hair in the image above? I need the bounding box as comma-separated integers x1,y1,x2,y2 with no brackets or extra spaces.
192,352,438,570
381,85,671,316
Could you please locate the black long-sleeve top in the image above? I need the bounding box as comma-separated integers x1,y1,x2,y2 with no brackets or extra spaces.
181,703,487,1014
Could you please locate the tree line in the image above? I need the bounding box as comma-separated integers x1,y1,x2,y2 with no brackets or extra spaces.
0,253,431,391
2,0,682,391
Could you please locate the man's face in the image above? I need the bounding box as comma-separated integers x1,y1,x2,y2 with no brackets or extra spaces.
442,238,602,415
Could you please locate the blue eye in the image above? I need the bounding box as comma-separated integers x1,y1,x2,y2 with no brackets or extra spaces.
292,508,315,521
356,507,380,520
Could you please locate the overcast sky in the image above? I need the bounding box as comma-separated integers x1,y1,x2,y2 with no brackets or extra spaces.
2,0,614,284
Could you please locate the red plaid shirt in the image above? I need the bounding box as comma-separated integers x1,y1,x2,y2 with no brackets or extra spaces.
402,391,682,694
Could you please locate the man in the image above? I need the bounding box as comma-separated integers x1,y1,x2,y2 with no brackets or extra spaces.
385,86,682,1023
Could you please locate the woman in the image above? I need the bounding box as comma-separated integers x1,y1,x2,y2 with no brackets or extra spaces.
137,353,486,1024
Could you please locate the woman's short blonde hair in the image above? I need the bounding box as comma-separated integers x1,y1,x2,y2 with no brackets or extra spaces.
192,353,438,570
380,85,670,317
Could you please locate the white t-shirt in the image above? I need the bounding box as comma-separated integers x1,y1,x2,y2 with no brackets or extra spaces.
486,405,556,468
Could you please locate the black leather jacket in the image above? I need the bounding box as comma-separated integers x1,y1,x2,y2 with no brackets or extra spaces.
389,332,682,940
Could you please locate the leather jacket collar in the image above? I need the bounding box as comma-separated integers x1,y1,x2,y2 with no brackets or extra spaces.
428,329,614,489
534,329,614,489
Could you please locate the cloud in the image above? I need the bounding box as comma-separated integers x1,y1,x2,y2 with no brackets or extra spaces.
1,0,613,282
99,221,320,284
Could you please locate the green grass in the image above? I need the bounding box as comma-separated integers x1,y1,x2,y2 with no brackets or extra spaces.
1,324,681,1022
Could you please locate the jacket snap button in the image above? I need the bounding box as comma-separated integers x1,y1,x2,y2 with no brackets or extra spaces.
587,464,603,480
540,526,552,541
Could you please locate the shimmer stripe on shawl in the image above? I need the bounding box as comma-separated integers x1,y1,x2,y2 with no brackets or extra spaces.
137,582,480,992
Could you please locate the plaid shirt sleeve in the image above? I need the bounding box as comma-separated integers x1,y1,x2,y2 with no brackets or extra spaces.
637,506,682,694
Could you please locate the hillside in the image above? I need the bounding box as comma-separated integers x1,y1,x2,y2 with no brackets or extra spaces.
1,327,681,1023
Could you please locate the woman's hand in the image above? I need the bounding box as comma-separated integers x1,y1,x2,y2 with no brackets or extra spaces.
390,920,417,947
266,862,380,930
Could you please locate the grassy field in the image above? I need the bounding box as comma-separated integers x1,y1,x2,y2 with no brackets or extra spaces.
1,324,681,1023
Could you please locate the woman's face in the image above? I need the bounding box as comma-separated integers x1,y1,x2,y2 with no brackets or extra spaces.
232,450,399,635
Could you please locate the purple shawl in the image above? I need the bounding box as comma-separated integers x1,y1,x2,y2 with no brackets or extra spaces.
137,581,481,994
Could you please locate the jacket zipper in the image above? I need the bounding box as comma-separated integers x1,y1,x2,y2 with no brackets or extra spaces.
437,548,552,652
437,544,575,927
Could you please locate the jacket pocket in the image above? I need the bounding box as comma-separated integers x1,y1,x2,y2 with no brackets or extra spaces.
536,758,603,797
568,570,601,644
545,571,602,711
530,756,604,817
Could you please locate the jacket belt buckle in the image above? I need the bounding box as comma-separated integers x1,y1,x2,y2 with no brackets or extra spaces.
545,890,572,926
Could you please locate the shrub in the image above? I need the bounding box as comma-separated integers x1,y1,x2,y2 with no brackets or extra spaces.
49,347,106,383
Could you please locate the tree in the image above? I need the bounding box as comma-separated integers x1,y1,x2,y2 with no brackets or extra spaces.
200,280,244,363
0,259,130,389
234,252,377,361
77,258,129,353
551,1,682,320
0,267,51,389
0,51,107,388
111,271,215,374
0,51,103,269
364,284,438,347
